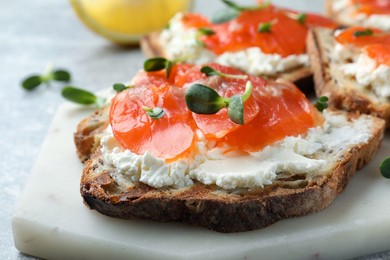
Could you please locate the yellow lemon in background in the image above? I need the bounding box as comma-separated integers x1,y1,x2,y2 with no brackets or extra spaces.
70,0,193,45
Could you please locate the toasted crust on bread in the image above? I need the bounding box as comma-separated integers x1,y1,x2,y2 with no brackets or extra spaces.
77,106,385,232
307,27,390,127
140,32,313,85
74,106,110,162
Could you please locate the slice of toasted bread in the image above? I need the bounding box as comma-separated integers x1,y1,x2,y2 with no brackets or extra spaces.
140,32,313,86
307,27,390,127
77,106,385,232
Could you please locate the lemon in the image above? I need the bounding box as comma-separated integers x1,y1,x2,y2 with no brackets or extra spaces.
70,0,193,45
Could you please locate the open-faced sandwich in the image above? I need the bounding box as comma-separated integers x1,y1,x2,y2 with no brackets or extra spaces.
74,61,385,232
326,0,390,31
140,0,338,85
307,26,390,127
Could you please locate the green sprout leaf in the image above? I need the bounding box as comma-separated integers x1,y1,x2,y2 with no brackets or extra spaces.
185,84,228,114
186,81,253,125
144,57,175,78
52,70,71,82
221,0,270,11
198,27,216,36
228,95,244,124
21,75,43,91
297,13,307,24
196,27,216,47
144,57,167,71
142,106,166,119
353,29,373,37
61,86,106,107
258,22,272,33
314,96,329,112
211,8,239,24
200,66,248,79
113,83,131,92
380,157,390,179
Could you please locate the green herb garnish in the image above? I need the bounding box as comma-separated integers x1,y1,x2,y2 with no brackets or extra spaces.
185,81,253,125
221,0,270,12
353,29,373,37
200,66,248,79
297,13,307,24
21,65,71,91
113,83,131,92
314,96,329,112
142,106,166,119
380,157,390,179
61,86,106,107
211,0,270,24
196,27,216,47
258,22,272,33
144,57,174,78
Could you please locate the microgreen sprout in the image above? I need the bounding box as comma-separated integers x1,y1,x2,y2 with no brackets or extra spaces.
380,157,390,179
211,0,270,24
200,66,248,80
258,22,272,33
196,27,216,47
314,96,329,112
185,81,253,125
221,0,271,12
142,106,166,120
61,86,106,107
21,64,71,91
353,28,373,37
113,83,132,92
297,13,307,24
144,57,174,78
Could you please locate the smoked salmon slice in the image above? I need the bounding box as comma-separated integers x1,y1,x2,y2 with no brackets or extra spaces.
181,5,337,57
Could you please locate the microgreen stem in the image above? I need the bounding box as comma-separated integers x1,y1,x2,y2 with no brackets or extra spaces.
142,106,166,119
222,0,270,11
200,66,248,79
241,81,253,102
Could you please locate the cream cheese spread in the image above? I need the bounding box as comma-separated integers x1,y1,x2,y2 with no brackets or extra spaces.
160,13,309,76
101,112,372,190
341,53,390,100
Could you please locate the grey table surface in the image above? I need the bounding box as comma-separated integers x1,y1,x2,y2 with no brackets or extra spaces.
1,0,390,259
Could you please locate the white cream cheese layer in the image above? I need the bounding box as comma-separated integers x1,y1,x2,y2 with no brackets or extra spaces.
101,112,372,190
160,13,309,76
341,53,390,99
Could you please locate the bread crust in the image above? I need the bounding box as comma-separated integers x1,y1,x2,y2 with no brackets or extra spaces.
140,32,313,86
74,106,110,162
77,107,385,232
307,27,390,127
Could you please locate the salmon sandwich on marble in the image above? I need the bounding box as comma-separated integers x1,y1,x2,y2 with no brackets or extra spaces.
141,0,338,85
74,60,385,232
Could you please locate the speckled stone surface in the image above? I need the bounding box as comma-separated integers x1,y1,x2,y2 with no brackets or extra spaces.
1,0,390,259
